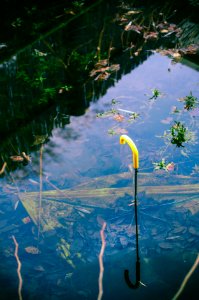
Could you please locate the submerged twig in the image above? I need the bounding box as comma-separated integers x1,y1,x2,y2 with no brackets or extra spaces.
0,162,7,175
172,253,199,300
98,222,107,300
12,236,23,300
38,144,43,239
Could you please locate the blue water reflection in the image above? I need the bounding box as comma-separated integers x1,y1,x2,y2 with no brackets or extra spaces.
0,53,199,299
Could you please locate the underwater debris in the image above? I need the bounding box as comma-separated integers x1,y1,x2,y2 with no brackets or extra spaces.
98,222,106,300
25,246,40,254
10,155,24,162
12,236,23,300
10,153,31,163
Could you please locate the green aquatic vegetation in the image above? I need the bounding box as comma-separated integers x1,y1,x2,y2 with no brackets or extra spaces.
97,100,140,137
128,112,140,122
179,91,198,111
153,159,175,171
149,88,162,100
163,121,197,147
170,121,187,147
111,99,120,105
57,238,75,268
96,109,117,118
159,121,197,149
108,128,117,135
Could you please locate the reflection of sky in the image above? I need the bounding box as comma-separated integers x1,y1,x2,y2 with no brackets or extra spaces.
39,53,199,185
2,53,198,300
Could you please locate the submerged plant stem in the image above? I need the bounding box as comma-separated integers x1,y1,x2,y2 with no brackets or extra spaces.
12,235,23,300
38,144,43,239
172,253,199,300
98,222,107,300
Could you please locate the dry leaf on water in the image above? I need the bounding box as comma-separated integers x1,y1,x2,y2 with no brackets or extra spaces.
113,114,125,122
10,155,24,162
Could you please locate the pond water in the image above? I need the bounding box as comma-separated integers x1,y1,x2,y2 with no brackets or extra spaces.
0,1,199,300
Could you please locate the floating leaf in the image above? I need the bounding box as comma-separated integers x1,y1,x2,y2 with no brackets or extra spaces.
160,29,169,33
166,162,175,172
10,155,24,162
144,31,158,40
95,59,109,68
113,114,125,122
125,24,143,33
95,71,110,81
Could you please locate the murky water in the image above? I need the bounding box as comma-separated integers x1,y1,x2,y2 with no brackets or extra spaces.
0,1,199,299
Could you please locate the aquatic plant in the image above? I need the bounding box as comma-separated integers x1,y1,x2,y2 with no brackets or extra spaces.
153,159,175,171
149,88,162,100
96,109,117,118
128,112,140,122
161,121,197,147
170,121,187,147
179,91,198,111
90,60,120,81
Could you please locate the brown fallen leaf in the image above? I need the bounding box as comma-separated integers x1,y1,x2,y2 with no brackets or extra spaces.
144,31,158,40
114,114,125,122
94,59,109,68
10,156,24,162
95,72,110,81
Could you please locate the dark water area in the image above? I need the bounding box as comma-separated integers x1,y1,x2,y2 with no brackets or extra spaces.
0,0,199,299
